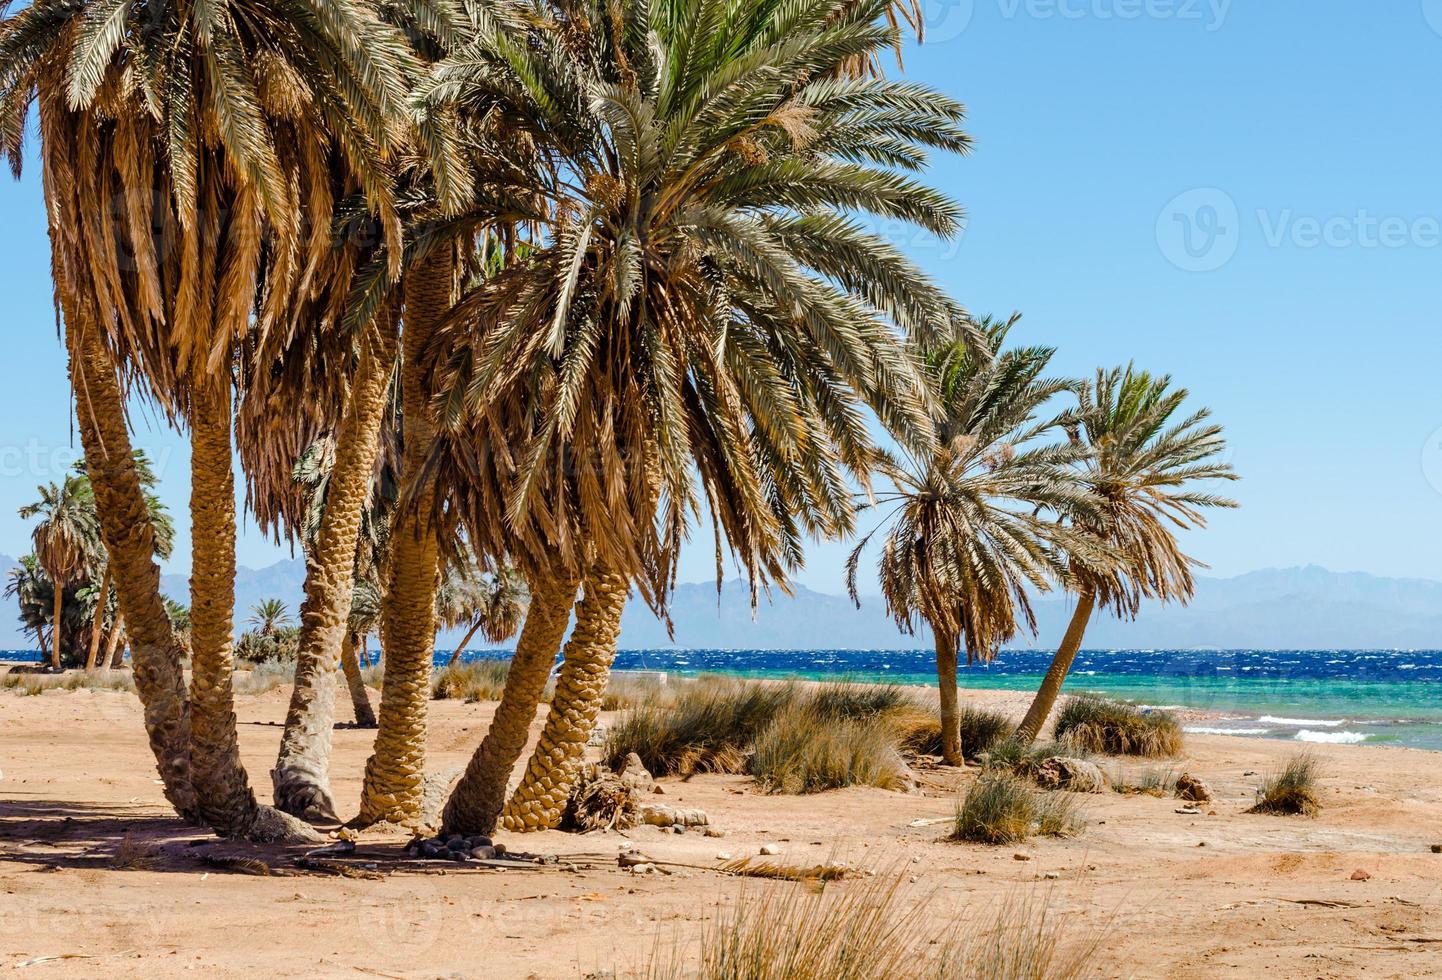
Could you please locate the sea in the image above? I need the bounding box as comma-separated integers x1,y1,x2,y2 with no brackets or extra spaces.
8,646,1442,751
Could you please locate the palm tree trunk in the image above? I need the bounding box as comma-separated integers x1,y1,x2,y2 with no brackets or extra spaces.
188,379,320,843
440,574,578,836
356,250,452,829
272,309,399,822
502,567,628,832
67,323,198,821
445,619,487,668
1013,588,1097,745
935,632,962,766
48,572,64,670
341,632,377,728
106,614,127,669
359,635,371,668
85,565,111,671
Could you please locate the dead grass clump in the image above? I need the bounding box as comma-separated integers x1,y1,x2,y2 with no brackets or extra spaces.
751,704,911,794
1054,695,1182,757
1247,753,1322,816
1109,766,1177,797
640,873,1100,980
110,834,162,871
2,670,136,695
984,740,1083,778
431,658,513,702
895,704,1012,761
952,774,1086,845
232,661,296,696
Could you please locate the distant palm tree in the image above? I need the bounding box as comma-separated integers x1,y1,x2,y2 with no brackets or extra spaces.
848,317,1102,764
19,476,99,670
247,600,293,638
340,579,383,728
442,566,529,667
1012,366,1238,744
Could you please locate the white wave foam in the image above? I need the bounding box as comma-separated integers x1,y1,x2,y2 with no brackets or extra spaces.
1184,726,1271,736
1258,715,1346,727
1295,730,1367,744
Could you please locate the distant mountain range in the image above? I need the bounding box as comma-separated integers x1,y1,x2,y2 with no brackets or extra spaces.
6,554,1442,651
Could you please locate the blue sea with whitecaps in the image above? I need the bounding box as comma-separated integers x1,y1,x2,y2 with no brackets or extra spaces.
10,646,1442,751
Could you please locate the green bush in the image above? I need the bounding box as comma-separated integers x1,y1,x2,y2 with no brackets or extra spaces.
1247,753,1322,816
1053,695,1181,757
952,774,1086,845
234,626,299,665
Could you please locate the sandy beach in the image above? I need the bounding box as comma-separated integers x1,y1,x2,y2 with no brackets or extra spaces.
3,681,1441,979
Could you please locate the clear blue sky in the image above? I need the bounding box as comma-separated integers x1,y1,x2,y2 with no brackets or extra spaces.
4,1,1442,591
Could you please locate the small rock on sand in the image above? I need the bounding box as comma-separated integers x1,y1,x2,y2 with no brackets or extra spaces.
1175,773,1213,803
759,845,781,856
1013,853,1032,862
1350,869,1372,881
1033,757,1107,794
1431,844,1442,854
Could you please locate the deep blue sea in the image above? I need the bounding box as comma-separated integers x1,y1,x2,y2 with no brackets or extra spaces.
9,647,1441,750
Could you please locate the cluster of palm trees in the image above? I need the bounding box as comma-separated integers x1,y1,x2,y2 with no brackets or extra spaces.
2,0,1234,844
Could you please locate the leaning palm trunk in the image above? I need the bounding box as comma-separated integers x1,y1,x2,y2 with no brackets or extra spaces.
67,323,198,820
934,633,962,766
502,567,628,832
1013,588,1097,745
272,310,399,822
85,565,111,671
356,252,452,828
340,632,377,728
188,379,320,843
444,618,488,668
106,614,127,669
47,571,64,670
440,575,578,836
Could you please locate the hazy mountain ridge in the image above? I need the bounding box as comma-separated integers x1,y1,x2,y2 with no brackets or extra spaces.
6,558,1442,651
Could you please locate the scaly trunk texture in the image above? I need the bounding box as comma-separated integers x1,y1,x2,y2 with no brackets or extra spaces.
85,565,111,671
356,251,452,828
1013,588,1097,745
934,633,962,765
501,567,628,832
189,380,320,843
48,574,64,670
68,324,198,820
444,619,487,668
341,632,377,728
106,614,127,668
440,575,578,836
272,310,400,822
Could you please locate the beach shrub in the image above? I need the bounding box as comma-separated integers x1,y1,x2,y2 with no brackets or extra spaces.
984,740,1084,777
432,659,512,702
601,673,668,711
232,660,297,696
640,873,1101,980
952,774,1086,845
2,670,136,695
1054,695,1181,757
807,680,912,720
751,704,911,794
897,705,1012,760
1247,753,1322,816
234,626,299,665
1109,766,1178,798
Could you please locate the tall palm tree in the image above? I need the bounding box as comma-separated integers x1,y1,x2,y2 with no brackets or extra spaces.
20,476,98,670
1012,366,1238,744
847,317,1102,764
2,0,414,839
421,0,969,834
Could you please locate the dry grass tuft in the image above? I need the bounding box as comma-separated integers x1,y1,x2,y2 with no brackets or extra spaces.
1110,766,1177,797
232,661,296,696
2,670,137,695
432,659,513,702
952,774,1086,845
1247,753,1322,816
1054,695,1182,757
109,834,162,871
895,704,1013,760
639,872,1101,979
751,703,911,794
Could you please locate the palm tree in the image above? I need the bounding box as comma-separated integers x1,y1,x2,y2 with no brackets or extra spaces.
340,578,382,728
1012,366,1238,744
20,476,98,670
847,317,1101,764
442,565,529,667
247,600,294,637
422,0,969,834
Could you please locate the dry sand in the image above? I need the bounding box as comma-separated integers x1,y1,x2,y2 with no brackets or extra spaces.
3,680,1441,978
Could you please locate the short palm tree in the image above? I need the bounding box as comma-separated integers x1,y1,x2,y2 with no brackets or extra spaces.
1012,366,1238,744
848,317,1101,764
421,0,969,834
247,600,293,637
19,476,99,670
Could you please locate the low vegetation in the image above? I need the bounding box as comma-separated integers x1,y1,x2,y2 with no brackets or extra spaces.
1247,753,1322,816
640,873,1101,980
953,774,1087,845
984,740,1087,779
1054,695,1182,757
1,669,136,695
432,659,513,702
895,704,1013,761
751,703,911,794
1109,766,1178,797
